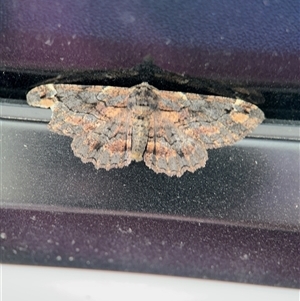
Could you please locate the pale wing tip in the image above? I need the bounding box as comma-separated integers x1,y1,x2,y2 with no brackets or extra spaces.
26,84,57,108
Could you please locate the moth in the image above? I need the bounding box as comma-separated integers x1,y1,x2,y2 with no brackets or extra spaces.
27,82,264,177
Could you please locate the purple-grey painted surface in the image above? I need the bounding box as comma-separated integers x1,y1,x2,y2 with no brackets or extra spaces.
1,208,299,288
1,0,299,85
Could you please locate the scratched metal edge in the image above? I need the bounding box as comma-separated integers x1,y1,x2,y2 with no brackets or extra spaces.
0,203,298,233
0,102,52,122
0,101,299,141
1,207,299,288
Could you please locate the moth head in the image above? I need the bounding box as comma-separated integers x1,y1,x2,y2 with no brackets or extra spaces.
127,82,158,110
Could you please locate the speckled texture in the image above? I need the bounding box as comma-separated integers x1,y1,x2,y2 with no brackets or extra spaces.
1,0,299,85
1,209,299,288
26,83,264,176
1,119,300,288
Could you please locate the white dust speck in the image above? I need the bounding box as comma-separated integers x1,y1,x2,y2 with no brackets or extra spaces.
119,12,135,24
56,255,62,261
45,38,54,46
165,38,171,45
0,232,7,239
118,227,132,234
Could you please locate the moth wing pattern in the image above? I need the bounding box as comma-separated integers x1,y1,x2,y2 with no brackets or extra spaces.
27,84,134,169
144,112,208,177
27,83,132,112
156,90,264,150
70,111,133,170
27,82,265,177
